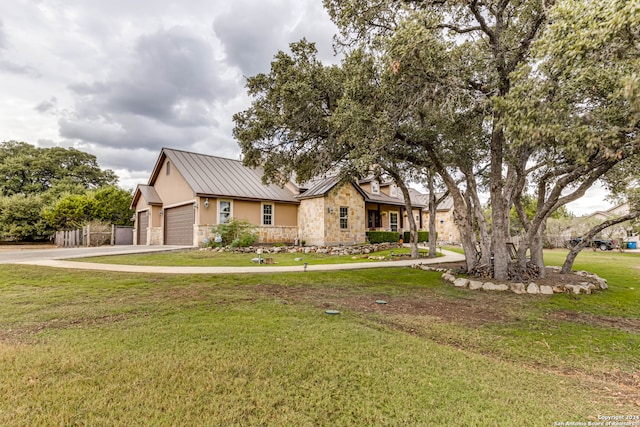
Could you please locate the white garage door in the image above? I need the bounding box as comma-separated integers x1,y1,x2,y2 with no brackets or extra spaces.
137,211,148,245
164,204,194,246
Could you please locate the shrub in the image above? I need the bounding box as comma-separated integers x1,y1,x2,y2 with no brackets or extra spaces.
231,233,258,248
403,231,434,243
366,231,401,243
210,219,258,247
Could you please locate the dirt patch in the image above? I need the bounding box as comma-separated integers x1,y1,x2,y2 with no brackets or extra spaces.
0,312,139,345
549,310,640,334
253,284,507,325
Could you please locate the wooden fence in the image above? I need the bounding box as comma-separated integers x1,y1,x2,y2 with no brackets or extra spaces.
54,224,133,248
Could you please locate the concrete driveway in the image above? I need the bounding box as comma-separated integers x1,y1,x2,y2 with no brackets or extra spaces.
2,245,466,274
0,245,192,264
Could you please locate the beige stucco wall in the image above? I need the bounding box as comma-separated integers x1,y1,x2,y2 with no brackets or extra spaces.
194,198,300,246
324,183,366,245
233,200,260,224
154,157,194,206
198,198,298,227
197,197,217,225
275,203,297,226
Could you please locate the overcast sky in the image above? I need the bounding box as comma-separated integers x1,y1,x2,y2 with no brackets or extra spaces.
0,0,611,215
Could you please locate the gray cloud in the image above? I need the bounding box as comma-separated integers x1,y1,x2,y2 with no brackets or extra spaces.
34,97,58,113
0,20,6,51
212,1,292,76
1,1,339,193
0,19,41,77
68,27,232,123
60,26,238,158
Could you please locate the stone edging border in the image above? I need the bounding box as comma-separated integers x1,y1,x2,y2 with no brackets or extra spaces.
411,264,608,295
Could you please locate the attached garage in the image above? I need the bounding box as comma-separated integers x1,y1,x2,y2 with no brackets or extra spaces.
137,211,148,245
164,204,195,246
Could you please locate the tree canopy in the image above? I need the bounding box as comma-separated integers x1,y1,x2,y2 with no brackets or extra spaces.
0,141,131,241
0,141,117,196
235,0,639,280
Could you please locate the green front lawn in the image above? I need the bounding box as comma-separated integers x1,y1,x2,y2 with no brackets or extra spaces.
0,249,638,425
73,247,431,266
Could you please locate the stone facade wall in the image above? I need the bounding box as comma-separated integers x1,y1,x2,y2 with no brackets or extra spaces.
298,197,326,246
422,210,460,243
324,184,366,246
196,224,298,246
257,226,298,244
149,227,163,245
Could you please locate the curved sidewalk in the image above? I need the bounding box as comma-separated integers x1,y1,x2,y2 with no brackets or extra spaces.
15,249,466,274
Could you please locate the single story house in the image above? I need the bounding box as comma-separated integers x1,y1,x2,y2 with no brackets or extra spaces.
131,148,460,246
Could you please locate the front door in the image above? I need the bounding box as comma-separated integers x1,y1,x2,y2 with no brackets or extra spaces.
389,212,399,232
368,210,381,229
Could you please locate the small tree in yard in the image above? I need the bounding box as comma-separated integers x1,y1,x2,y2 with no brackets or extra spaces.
210,219,258,248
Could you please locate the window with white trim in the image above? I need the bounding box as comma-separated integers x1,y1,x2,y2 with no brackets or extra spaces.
371,180,379,194
262,203,273,225
389,211,399,232
390,184,397,197
339,206,348,229
166,161,171,175
219,200,232,224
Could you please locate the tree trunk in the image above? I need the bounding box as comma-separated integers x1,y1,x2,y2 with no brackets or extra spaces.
427,174,437,258
397,178,420,259
561,210,640,273
489,120,510,280
561,241,589,274
464,168,490,265
530,223,546,278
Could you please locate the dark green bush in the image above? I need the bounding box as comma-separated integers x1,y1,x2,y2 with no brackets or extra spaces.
403,231,434,243
366,231,401,243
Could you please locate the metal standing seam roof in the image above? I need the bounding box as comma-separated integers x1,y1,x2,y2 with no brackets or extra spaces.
161,148,299,203
138,184,162,205
407,188,454,211
296,175,342,199
130,184,163,209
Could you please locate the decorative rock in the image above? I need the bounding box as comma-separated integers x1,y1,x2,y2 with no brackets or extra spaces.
469,280,484,290
510,282,526,294
453,278,470,288
552,285,565,293
442,273,456,282
526,283,540,294
596,278,608,289
294,257,302,261
483,282,509,291
539,285,554,295
565,284,582,294
579,282,596,294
